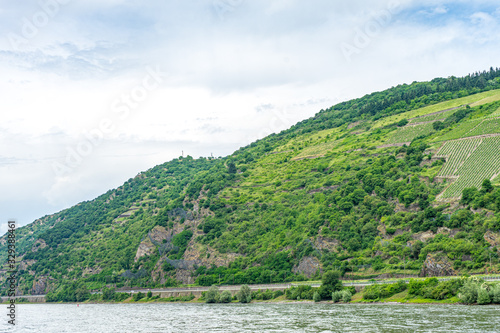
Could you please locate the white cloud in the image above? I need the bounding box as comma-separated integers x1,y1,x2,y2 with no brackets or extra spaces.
417,6,448,16
470,11,495,25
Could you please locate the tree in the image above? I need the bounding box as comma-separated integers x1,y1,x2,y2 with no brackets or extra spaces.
397,119,408,127
313,291,321,302
102,287,116,301
446,209,473,228
481,179,493,193
461,187,478,205
432,121,445,131
219,290,232,303
133,292,144,302
147,290,153,298
318,271,342,300
205,286,220,303
75,285,90,302
237,285,252,303
227,162,237,174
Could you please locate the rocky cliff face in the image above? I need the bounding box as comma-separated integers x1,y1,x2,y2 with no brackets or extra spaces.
420,252,456,277
292,256,322,278
134,226,171,262
32,277,47,295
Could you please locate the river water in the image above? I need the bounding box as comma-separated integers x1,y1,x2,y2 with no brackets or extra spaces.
2,303,499,332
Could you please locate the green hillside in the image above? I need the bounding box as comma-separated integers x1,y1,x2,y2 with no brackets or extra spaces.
2,69,500,302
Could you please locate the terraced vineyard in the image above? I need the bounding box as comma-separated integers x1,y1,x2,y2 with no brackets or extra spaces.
437,136,500,199
487,107,500,118
386,123,434,144
465,118,500,137
436,138,482,177
437,117,500,141
408,108,460,124
437,119,484,141
292,140,339,160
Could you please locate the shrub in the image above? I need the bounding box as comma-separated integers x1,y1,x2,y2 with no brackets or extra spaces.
408,278,438,296
219,290,232,303
237,285,252,303
133,292,144,302
458,280,478,304
261,289,274,300
332,291,342,303
428,279,462,300
345,286,356,295
362,287,378,300
408,278,464,300
362,281,407,300
397,119,409,127
492,284,500,304
102,287,116,301
313,291,321,302
114,293,130,302
205,286,220,303
341,290,352,303
285,286,314,300
147,291,153,298
477,287,491,305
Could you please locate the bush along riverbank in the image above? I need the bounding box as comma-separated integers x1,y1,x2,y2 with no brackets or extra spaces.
356,276,500,305
37,272,500,305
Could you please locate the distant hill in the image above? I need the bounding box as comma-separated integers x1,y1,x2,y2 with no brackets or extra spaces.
2,68,500,302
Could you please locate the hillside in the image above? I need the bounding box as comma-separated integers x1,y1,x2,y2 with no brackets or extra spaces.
2,69,500,302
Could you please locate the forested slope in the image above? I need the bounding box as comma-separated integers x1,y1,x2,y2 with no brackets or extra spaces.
2,68,500,301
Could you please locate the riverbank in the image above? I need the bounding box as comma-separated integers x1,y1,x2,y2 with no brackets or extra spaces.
4,274,500,306
0,292,468,306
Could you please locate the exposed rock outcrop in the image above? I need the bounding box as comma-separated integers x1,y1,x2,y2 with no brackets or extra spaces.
437,227,451,235
134,226,171,262
314,235,340,252
31,239,47,252
377,224,386,236
32,277,47,295
420,252,456,277
292,256,322,278
148,226,170,243
484,230,500,250
134,238,156,262
412,231,435,242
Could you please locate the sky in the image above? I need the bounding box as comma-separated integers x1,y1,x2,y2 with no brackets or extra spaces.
1,0,500,234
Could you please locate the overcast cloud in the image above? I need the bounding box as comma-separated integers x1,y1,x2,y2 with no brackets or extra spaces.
1,0,500,233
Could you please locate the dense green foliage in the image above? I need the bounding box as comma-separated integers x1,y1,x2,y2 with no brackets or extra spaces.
205,286,220,303
364,276,500,304
331,289,352,303
318,271,343,300
408,277,463,300
457,277,500,305
362,281,407,300
237,285,252,303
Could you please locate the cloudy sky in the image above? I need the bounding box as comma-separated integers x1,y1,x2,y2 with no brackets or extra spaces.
1,0,499,233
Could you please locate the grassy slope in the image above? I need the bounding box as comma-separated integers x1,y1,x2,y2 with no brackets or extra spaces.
373,89,500,128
